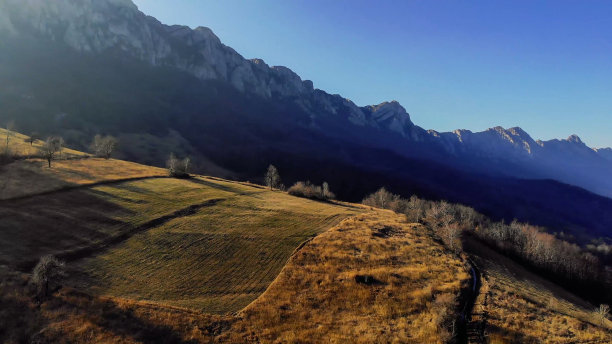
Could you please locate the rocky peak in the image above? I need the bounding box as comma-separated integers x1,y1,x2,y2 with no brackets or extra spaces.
363,101,414,137
566,134,584,145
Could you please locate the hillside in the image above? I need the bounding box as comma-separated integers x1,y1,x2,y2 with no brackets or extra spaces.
1,131,610,343
464,236,611,343
0,133,466,343
1,0,611,246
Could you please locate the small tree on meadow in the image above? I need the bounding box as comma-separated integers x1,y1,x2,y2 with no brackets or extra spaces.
26,132,40,146
90,135,118,159
32,255,66,298
265,164,281,190
40,136,63,168
596,304,610,326
322,181,335,200
4,120,15,152
167,153,191,178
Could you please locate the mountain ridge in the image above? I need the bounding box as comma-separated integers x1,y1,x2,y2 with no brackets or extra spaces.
1,0,611,215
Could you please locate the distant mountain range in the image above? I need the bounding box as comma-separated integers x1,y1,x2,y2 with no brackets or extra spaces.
1,0,611,242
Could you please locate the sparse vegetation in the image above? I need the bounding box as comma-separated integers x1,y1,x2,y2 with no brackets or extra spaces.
287,180,335,200
90,134,118,159
166,152,191,178
264,164,281,190
25,132,40,146
465,238,611,343
4,120,15,152
229,211,469,343
596,304,610,326
362,187,611,306
32,255,66,299
39,136,63,168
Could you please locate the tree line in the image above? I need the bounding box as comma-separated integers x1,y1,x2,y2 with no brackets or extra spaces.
362,187,612,306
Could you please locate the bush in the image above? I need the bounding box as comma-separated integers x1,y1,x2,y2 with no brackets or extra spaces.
288,181,335,201
167,153,191,178
31,255,66,299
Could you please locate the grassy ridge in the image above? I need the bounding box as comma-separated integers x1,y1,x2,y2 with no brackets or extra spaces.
70,180,358,313
223,211,469,343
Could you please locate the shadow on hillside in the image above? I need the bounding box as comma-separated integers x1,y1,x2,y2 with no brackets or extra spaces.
0,285,47,344
461,234,594,312
484,324,540,344
0,187,134,271
187,177,247,194
52,289,199,344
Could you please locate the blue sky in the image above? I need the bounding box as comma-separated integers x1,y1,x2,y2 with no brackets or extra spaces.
133,0,612,148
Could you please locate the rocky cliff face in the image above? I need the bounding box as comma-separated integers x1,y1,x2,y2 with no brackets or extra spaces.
1,0,610,198
1,0,419,137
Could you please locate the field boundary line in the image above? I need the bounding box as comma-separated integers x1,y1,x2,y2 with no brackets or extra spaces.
17,197,225,271
1,175,170,202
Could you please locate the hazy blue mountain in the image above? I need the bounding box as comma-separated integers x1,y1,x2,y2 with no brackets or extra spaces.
1,0,611,242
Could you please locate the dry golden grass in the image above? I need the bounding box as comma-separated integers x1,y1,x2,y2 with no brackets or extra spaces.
0,128,84,158
0,158,167,200
1,209,469,344
69,180,359,313
464,237,611,344
0,129,167,200
220,210,470,343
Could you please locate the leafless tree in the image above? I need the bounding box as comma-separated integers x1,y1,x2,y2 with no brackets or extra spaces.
596,304,609,326
25,132,40,146
265,164,281,190
32,255,66,298
39,137,62,167
4,120,15,153
322,181,336,200
90,134,118,159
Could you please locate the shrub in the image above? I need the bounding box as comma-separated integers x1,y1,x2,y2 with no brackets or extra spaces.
288,181,335,201
265,165,282,190
31,255,66,298
167,153,191,178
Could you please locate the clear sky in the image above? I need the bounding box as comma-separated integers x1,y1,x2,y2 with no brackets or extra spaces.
133,0,612,148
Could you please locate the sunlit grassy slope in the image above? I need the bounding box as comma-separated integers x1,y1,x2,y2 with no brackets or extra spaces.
69,178,359,313
0,128,167,200
1,131,608,343
225,210,470,343
0,127,84,158
465,237,611,344
2,210,469,343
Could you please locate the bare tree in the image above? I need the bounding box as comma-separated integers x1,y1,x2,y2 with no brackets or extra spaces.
32,255,66,298
26,132,40,146
39,137,62,168
5,120,15,153
90,135,118,159
596,304,609,326
167,153,191,178
362,187,399,209
265,164,281,190
322,181,335,200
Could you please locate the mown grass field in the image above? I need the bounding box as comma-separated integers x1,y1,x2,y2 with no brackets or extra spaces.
1,210,470,343
464,237,611,344
69,178,359,313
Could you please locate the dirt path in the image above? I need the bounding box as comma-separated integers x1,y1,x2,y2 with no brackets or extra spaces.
455,258,487,344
